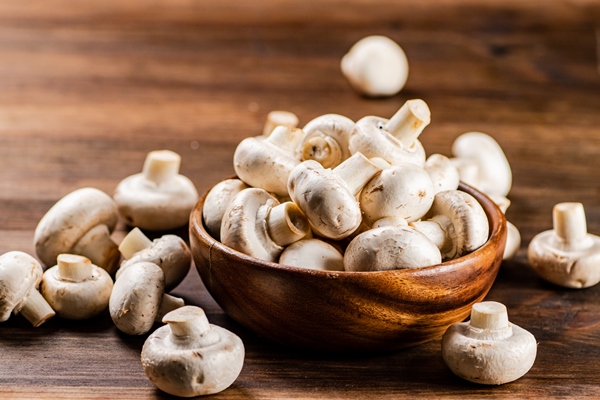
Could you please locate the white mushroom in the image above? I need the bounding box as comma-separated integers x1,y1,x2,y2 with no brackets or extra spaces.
262,110,299,136
279,239,344,271
34,187,120,274
487,195,521,261
341,35,409,97
410,190,489,260
233,126,303,197
114,150,199,231
116,228,191,291
442,301,537,385
109,261,184,335
360,160,435,226
202,179,249,240
371,216,409,229
528,202,600,288
423,154,460,194
287,153,381,240
220,188,310,262
0,251,55,327
344,225,441,272
451,132,512,197
349,99,430,167
141,306,244,397
40,254,113,320
299,114,355,168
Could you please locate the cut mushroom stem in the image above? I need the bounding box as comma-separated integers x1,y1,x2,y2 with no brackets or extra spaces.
468,302,512,340
263,111,299,136
119,228,153,260
266,202,310,247
554,202,589,247
18,289,56,328
334,152,382,196
57,253,94,282
143,150,181,185
165,306,212,338
385,99,431,147
302,135,343,169
71,224,120,275
156,294,186,322
268,126,304,152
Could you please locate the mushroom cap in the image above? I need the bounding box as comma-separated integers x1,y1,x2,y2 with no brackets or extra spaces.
34,187,118,268
287,160,362,240
109,261,165,335
114,173,198,231
117,235,191,292
0,251,44,322
278,239,344,271
528,230,600,288
424,153,460,194
220,188,284,262
503,221,521,260
360,162,435,225
202,179,248,240
41,258,113,320
141,313,244,397
301,114,355,163
442,319,537,385
349,116,426,166
344,225,442,272
340,35,409,97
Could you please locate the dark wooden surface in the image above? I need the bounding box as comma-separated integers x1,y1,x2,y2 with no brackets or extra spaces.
1,1,600,398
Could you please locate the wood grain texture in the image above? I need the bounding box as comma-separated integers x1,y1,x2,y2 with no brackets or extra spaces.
1,0,600,398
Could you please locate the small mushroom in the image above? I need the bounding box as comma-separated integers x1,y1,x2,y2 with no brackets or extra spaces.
202,179,249,240
0,251,55,327
234,126,303,197
34,187,120,274
410,190,489,260
114,150,199,231
279,239,344,271
40,254,113,320
141,306,245,397
288,153,382,240
451,132,512,197
344,225,441,272
442,301,537,385
423,154,460,194
528,202,600,288
263,110,299,136
109,261,184,335
341,35,409,97
360,160,435,226
117,228,191,291
220,188,310,262
299,114,355,168
349,99,429,167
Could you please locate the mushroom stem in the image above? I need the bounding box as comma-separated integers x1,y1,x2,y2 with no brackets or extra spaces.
553,202,589,246
155,294,185,322
164,306,212,338
467,301,513,341
266,202,310,247
267,126,304,152
301,136,342,169
72,224,120,275
263,111,299,136
333,153,382,196
17,289,55,327
385,99,431,147
57,254,94,282
119,228,152,260
143,150,182,185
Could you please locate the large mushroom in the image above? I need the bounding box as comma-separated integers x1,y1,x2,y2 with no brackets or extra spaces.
114,150,199,231
202,179,249,240
299,114,355,168
34,187,120,274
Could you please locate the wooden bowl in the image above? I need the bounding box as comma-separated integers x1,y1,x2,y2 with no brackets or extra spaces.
190,183,507,352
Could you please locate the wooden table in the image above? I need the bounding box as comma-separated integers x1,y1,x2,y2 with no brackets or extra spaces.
2,1,600,398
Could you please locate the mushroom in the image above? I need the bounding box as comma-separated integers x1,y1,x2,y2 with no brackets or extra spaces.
528,202,600,288
141,306,244,397
233,125,303,197
344,225,441,272
423,154,460,194
349,99,429,167
109,261,184,335
34,187,120,274
372,216,409,229
341,35,409,97
117,228,191,291
114,150,199,231
279,239,344,271
287,152,382,240
220,188,310,262
202,179,249,240
299,114,355,168
410,190,489,260
360,160,435,226
40,254,113,320
263,110,299,136
0,251,55,327
487,195,521,261
442,301,537,385
451,132,512,197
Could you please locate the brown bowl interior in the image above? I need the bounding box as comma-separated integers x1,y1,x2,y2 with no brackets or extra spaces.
190,182,507,352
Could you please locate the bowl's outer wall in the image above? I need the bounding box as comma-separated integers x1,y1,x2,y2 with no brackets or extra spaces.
190,182,507,352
